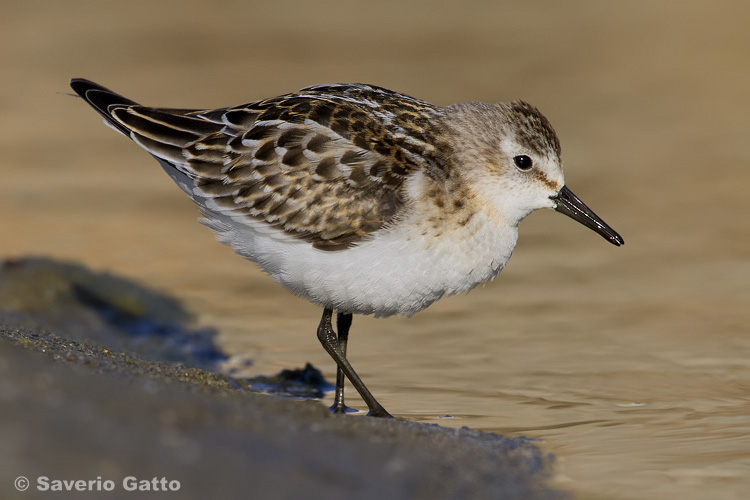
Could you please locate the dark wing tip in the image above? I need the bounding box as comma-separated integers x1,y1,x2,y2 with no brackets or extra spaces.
70,78,140,136
70,78,136,103
70,78,100,97
69,78,96,97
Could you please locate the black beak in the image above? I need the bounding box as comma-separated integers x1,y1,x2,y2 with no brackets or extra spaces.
551,186,624,246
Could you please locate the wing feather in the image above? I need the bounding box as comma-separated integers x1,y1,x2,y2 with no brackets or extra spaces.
71,79,444,250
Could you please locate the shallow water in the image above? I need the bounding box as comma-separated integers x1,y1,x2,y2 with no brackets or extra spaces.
3,1,749,499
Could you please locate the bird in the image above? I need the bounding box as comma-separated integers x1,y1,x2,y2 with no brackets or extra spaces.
70,78,623,418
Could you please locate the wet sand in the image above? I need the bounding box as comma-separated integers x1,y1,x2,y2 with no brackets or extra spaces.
2,1,750,499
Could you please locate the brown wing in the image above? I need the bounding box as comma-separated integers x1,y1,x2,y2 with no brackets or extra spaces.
72,79,442,250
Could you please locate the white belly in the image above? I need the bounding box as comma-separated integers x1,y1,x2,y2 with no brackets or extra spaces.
202,207,519,317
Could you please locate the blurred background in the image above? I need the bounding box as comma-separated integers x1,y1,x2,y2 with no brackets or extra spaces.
2,1,748,499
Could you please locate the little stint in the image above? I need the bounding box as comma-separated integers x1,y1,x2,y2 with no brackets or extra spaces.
70,79,623,418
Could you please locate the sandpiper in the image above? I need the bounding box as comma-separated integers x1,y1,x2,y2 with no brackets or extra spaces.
70,79,623,418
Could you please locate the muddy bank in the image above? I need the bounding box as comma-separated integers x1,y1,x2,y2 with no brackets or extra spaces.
0,258,566,500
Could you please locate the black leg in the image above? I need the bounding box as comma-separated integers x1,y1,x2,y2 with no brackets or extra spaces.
317,308,392,418
329,312,353,414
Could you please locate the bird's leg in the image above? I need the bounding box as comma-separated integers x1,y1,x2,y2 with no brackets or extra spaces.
317,308,392,418
328,312,354,414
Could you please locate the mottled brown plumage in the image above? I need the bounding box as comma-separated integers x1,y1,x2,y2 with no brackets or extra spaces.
77,82,463,250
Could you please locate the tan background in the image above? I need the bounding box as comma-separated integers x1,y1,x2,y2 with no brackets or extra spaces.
2,1,749,499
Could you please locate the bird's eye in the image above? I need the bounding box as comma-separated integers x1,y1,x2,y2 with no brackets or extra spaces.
513,155,533,171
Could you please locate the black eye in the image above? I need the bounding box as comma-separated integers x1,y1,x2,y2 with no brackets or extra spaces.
513,155,533,171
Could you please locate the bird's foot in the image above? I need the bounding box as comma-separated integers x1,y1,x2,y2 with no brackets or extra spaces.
366,404,393,418
328,402,358,414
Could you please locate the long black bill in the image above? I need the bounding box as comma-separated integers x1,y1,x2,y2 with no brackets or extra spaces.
551,186,624,246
